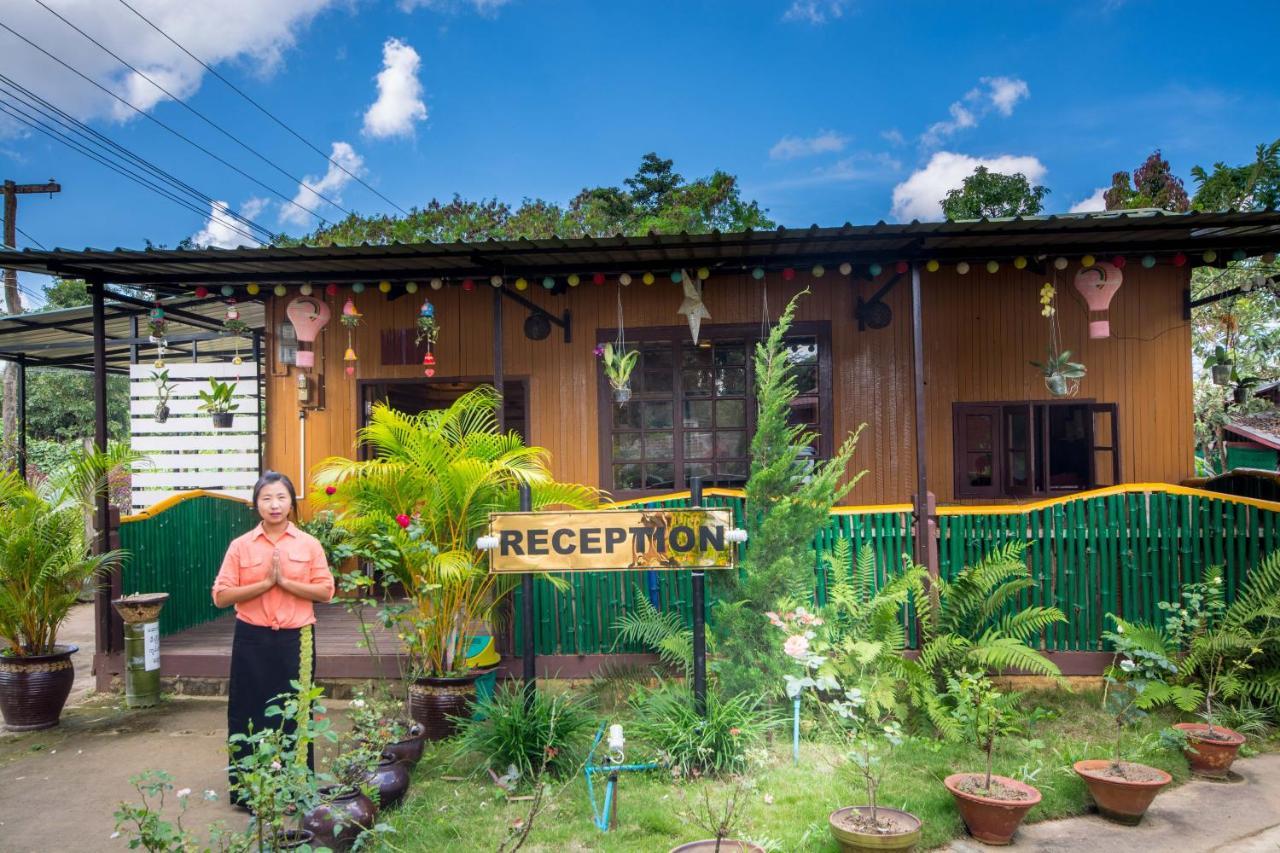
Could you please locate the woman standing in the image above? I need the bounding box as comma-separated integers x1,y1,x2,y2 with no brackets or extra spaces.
212,472,334,807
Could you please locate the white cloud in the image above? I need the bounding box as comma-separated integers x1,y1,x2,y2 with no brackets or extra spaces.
920,76,1030,147
0,1,339,124
398,0,514,14
191,197,269,249
890,151,1047,222
881,128,905,146
362,38,428,139
783,1,849,24
1069,187,1109,213
280,142,364,227
769,130,848,161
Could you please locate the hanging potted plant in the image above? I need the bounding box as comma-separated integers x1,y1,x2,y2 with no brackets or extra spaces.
1030,347,1087,398
312,387,598,741
599,342,639,404
146,304,168,344
1206,346,1234,387
197,377,239,429
151,369,175,423
0,446,141,730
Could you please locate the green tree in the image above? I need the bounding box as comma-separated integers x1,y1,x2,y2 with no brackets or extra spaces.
1191,139,1280,212
1104,149,1190,212
940,166,1049,220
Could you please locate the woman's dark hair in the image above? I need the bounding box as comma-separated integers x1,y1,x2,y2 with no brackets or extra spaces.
252,471,297,514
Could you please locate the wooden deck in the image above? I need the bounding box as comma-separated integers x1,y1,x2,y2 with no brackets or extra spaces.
92,602,660,690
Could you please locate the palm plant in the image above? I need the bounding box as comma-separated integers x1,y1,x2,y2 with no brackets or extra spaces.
0,445,145,656
903,542,1066,732
312,386,598,677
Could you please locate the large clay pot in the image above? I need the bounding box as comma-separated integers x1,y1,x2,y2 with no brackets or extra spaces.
303,786,377,851
382,722,427,767
275,829,315,850
670,842,766,852
943,773,1041,845
1073,759,1171,825
1174,722,1246,778
408,673,479,741
828,806,922,852
362,752,411,809
0,644,78,731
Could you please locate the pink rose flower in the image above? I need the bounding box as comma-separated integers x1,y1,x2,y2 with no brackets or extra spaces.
396,514,412,528
325,486,336,496
783,634,810,659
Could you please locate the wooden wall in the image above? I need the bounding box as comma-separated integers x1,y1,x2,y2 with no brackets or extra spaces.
262,264,1192,509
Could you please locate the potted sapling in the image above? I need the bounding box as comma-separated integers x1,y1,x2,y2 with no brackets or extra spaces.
598,342,639,404
1030,347,1086,397
942,671,1041,845
151,369,175,423
1073,616,1199,825
197,377,239,429
670,779,765,853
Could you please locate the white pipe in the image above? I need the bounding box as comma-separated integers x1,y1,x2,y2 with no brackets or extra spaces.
299,409,307,495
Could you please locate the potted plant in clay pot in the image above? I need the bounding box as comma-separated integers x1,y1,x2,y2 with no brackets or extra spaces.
313,387,598,740
1030,347,1086,398
197,376,239,428
0,446,141,731
941,671,1041,845
349,689,427,768
1073,616,1199,825
598,341,639,404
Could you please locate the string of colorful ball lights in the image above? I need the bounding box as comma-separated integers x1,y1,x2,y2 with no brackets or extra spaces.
184,249,1279,301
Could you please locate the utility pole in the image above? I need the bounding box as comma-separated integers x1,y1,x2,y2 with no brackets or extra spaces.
2,178,61,471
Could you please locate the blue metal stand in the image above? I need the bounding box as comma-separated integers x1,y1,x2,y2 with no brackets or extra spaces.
584,725,659,832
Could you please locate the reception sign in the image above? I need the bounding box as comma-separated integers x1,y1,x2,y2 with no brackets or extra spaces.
486,508,737,573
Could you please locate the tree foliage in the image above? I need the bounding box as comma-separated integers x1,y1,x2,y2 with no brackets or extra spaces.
1104,149,1190,212
1191,138,1280,212
281,153,775,247
940,166,1049,220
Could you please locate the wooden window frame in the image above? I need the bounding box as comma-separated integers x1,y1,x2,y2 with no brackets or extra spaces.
952,399,1120,499
598,322,833,499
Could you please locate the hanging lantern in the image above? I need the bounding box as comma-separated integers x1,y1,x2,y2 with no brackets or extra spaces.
838,262,852,276
895,260,909,275
1074,261,1124,339
286,296,332,369
1111,255,1127,269
416,299,439,377
406,281,419,293
1173,252,1187,267
868,263,882,277
1141,255,1156,269
378,280,392,293
194,286,209,298
782,267,796,281
956,261,970,275
352,282,366,294
986,260,1000,273
490,275,504,288
1013,256,1028,270
220,284,234,297
226,304,240,322
670,270,683,283
273,284,287,297
430,278,444,290
344,346,357,376
642,272,656,285
515,277,528,291
619,273,633,286
325,283,339,297
752,267,766,280
811,264,825,278
568,274,581,287
341,297,361,322
594,272,607,285
925,259,940,273
299,283,313,296
1053,257,1069,270
147,304,168,343
423,352,436,378
246,282,261,296
1202,250,1217,263
462,278,475,292
542,276,555,290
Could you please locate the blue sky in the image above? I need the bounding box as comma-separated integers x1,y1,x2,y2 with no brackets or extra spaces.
1,0,1278,303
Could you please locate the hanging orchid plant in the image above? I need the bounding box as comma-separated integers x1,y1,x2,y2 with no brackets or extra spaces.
1030,278,1086,397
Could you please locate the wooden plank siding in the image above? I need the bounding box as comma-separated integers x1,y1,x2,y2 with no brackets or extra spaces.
262,264,1192,507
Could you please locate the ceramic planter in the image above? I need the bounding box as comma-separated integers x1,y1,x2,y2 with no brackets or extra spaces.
828,806,922,852
943,773,1041,845
1173,723,1245,778
303,786,377,851
211,412,234,429
275,829,315,850
1045,373,1070,397
408,672,479,741
1073,759,1171,825
362,752,411,809
669,841,767,852
382,722,427,767
0,644,78,731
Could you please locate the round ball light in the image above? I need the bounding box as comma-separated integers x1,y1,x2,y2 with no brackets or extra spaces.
868,262,882,277
1203,250,1218,263
273,284,287,297
542,276,555,290
895,260,909,275
752,267,766,280
593,272,607,285
1111,255,1126,269
1013,256,1028,270
838,262,852,276
925,259,940,273
378,280,392,293
670,270,683,283
515,277,528,291
246,282,260,295
1054,257,1069,270
697,267,710,281
352,282,366,294
1141,255,1156,269
1081,255,1096,268
405,281,419,294
491,275,504,288
221,284,234,297
194,286,209,298
299,283,313,296
811,264,825,278
619,273,633,286
430,278,444,290
782,267,796,281
462,278,475,292
1173,253,1187,267
567,274,580,287
642,272,655,285
956,261,970,275
986,260,999,274
325,283,338,297
1262,252,1276,265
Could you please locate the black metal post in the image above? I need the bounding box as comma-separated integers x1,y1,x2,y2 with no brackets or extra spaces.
15,355,26,480
519,483,535,699
910,264,934,575
690,476,707,716
90,280,116,656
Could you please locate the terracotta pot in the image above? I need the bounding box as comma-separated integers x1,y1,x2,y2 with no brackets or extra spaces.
303,786,377,851
828,806,922,852
1174,722,1246,778
669,841,766,852
943,773,1041,845
408,673,478,741
275,829,315,850
362,752,411,809
382,722,427,767
0,644,78,732
1073,759,1171,825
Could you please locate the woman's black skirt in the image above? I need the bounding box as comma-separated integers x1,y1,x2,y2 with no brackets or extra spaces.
226,619,316,804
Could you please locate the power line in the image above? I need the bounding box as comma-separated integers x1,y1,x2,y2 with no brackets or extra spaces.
0,20,333,226
31,0,358,221
112,0,408,218
0,99,267,247
0,74,275,243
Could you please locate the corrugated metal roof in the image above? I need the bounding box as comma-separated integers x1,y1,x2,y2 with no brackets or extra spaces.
1,210,1278,291
0,296,264,372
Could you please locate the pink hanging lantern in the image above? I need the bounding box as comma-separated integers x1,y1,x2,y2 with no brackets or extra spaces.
1074,261,1124,339
285,296,331,368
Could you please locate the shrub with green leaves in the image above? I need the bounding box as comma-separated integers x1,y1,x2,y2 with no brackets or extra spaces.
453,684,597,782
627,682,775,777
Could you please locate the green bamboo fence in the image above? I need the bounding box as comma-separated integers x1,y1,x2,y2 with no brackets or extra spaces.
118,492,259,637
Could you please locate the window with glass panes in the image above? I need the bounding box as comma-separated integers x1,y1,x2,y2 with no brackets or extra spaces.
599,323,831,497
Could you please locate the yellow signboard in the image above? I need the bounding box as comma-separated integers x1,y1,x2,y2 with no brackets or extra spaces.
486,508,737,573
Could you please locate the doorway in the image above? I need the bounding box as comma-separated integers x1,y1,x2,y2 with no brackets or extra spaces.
359,379,528,441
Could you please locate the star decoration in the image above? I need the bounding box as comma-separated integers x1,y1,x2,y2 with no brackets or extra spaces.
676,272,711,344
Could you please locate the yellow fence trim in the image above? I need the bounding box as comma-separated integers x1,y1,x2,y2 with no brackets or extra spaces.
120,489,253,523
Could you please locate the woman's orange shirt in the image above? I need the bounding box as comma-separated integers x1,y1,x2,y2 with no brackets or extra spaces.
211,522,335,629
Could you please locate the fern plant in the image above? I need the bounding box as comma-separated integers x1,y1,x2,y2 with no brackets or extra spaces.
902,542,1066,733
611,585,704,676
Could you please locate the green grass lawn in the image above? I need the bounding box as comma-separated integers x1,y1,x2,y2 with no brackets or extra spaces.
373,688,1205,852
